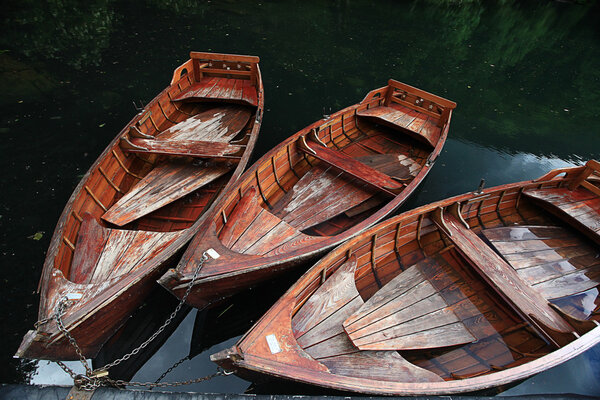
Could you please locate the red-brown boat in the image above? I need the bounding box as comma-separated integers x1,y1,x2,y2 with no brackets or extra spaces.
212,160,600,395
159,80,456,309
16,52,264,361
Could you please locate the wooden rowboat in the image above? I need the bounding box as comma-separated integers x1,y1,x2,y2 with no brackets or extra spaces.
16,52,263,361
211,160,600,395
159,80,456,308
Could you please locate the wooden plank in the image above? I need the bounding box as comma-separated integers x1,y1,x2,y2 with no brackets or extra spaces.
322,350,443,383
483,225,600,301
297,137,403,196
440,213,573,335
289,254,439,383
271,165,374,230
240,80,258,107
190,77,220,99
343,263,475,351
172,78,258,106
534,264,600,300
190,51,260,64
87,225,183,284
357,105,440,147
244,220,302,256
512,257,600,285
292,255,360,338
503,246,594,269
487,237,583,256
205,78,235,100
152,105,251,142
481,226,573,242
102,160,232,226
354,154,415,181
524,187,600,243
296,297,365,351
229,79,244,101
86,226,182,283
302,331,359,359
121,137,244,159
69,214,110,283
230,209,282,253
550,287,600,321
219,187,263,248
263,231,327,257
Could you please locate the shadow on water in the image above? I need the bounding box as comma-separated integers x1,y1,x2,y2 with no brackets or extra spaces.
1,0,599,395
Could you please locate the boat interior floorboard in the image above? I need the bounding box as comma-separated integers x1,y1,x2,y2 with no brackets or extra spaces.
483,225,600,311
290,255,443,383
69,214,182,284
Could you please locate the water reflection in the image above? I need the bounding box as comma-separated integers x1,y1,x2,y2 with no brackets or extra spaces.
1,0,599,393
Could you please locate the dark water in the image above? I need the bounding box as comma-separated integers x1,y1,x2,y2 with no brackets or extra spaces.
1,0,600,395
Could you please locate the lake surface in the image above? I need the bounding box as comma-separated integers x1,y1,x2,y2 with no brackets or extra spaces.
1,0,599,395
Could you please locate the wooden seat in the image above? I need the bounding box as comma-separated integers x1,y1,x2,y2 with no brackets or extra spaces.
69,214,183,284
120,104,251,160
343,262,475,351
297,135,404,197
120,137,244,159
432,211,574,344
102,160,233,226
524,187,600,245
291,256,443,383
172,77,258,107
357,103,441,147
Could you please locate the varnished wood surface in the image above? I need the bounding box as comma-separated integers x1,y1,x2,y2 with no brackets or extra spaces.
290,255,443,383
357,104,440,147
211,161,600,395
121,137,245,159
16,52,264,361
343,261,475,351
483,225,600,304
439,212,573,336
156,105,251,142
525,187,600,245
173,77,258,107
102,161,232,226
160,80,455,310
298,137,404,195
270,165,374,231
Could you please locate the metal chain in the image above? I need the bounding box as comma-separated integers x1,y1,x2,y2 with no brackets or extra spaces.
49,251,218,391
54,298,93,376
154,355,189,384
102,369,225,390
99,252,209,371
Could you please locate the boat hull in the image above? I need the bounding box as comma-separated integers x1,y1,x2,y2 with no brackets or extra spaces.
17,52,264,361
160,80,456,309
212,162,600,395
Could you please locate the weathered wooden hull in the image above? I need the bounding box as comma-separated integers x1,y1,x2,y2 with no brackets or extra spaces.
16,52,264,361
159,80,456,309
211,161,600,395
